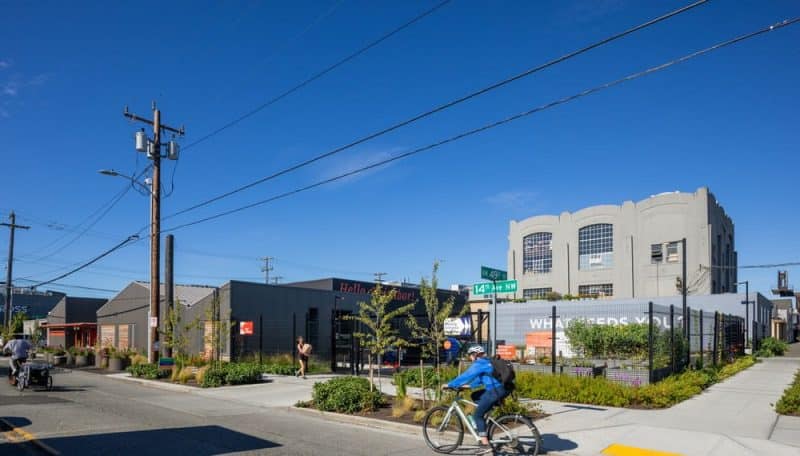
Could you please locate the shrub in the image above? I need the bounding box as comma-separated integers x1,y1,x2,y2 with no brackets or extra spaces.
515,372,635,408
127,363,166,380
177,367,195,384
195,365,210,385
201,367,226,388
312,376,384,414
395,366,459,388
776,370,800,415
224,362,263,385
262,364,296,376
130,354,149,366
757,337,788,357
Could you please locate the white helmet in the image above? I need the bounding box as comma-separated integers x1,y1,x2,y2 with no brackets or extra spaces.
467,345,485,355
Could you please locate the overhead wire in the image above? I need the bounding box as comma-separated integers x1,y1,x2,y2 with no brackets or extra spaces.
164,0,711,222
181,0,452,152
26,235,140,289
162,17,800,233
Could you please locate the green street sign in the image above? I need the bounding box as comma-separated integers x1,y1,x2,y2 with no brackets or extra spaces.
473,280,517,295
481,266,507,281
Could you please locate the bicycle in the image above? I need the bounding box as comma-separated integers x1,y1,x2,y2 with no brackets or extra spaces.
422,387,541,455
12,361,54,392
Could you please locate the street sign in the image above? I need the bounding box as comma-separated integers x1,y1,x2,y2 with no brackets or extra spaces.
240,321,254,335
444,316,472,336
149,317,158,328
481,266,507,281
472,280,518,295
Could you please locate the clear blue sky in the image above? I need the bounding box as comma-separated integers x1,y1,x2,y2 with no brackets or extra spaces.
1,0,798,299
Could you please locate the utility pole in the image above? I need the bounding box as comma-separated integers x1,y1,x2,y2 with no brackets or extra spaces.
261,257,274,284
124,103,184,364
271,276,283,285
2,212,29,329
374,272,387,283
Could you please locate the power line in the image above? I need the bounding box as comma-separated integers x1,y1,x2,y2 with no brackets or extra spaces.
13,278,119,294
27,235,140,289
181,0,451,152
162,16,800,233
164,0,710,222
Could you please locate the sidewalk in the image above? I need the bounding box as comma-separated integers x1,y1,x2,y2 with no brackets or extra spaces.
533,356,800,455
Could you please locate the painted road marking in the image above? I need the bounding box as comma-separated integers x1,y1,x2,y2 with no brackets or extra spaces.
0,417,60,455
602,443,683,456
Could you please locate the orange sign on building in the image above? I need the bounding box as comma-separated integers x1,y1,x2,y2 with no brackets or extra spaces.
496,345,516,360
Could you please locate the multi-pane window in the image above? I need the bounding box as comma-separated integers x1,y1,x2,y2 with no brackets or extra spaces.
523,288,552,300
578,284,613,298
578,224,613,269
651,244,663,263
666,242,679,262
523,232,552,273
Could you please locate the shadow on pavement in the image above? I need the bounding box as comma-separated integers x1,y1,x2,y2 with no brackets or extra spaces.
22,425,280,455
541,433,578,454
0,416,33,428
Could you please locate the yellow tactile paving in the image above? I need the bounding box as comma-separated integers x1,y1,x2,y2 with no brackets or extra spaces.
602,443,684,456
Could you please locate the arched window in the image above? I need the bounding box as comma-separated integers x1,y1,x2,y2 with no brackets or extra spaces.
523,232,552,273
578,223,613,270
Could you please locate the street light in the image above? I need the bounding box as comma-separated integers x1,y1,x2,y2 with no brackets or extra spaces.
735,281,752,349
98,169,153,195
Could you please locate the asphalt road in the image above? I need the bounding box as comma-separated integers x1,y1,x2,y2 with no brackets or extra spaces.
0,358,438,455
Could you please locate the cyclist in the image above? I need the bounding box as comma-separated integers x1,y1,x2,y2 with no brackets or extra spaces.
4,334,31,384
442,345,507,453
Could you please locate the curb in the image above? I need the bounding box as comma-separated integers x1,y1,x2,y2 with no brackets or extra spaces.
0,417,60,455
287,406,422,436
105,373,196,393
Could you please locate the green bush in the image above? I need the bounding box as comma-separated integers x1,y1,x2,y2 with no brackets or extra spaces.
394,366,459,388
127,363,167,380
514,355,757,409
757,337,788,357
201,367,227,388
776,370,800,415
224,362,263,385
312,376,384,413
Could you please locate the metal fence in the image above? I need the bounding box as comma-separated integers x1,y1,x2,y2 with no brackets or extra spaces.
492,301,745,386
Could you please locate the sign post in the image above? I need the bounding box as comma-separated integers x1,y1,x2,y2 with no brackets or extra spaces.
480,266,508,357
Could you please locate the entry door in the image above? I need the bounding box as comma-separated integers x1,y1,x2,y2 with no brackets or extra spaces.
332,310,354,372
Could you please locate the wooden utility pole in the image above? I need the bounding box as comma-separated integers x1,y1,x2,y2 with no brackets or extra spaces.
124,103,184,363
2,211,29,329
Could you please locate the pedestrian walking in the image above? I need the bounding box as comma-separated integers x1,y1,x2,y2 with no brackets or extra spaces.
296,336,311,379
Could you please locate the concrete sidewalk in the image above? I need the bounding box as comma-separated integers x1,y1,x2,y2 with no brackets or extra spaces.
533,356,800,455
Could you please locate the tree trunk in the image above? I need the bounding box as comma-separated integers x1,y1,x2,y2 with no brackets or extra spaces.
420,358,425,409
368,351,374,392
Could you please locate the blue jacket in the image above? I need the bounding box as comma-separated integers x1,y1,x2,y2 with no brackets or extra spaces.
447,357,501,390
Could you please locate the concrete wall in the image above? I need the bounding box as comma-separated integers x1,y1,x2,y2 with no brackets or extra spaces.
508,187,735,300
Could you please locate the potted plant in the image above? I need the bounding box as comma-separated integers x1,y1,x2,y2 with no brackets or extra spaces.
66,346,77,365
75,348,91,367
108,348,127,371
53,348,67,366
95,345,109,369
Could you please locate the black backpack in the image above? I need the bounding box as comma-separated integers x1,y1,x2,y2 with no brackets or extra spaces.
489,357,516,393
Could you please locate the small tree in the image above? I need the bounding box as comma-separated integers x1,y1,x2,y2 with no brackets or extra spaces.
161,300,201,360
407,261,465,402
203,293,234,368
347,283,414,392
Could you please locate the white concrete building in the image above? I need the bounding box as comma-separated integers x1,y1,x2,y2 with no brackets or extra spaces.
507,187,736,300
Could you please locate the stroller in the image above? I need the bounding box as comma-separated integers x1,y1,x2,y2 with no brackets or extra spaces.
12,361,54,392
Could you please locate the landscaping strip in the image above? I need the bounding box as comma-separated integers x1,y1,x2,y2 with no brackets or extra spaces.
775,369,800,416
288,405,421,436
515,356,757,409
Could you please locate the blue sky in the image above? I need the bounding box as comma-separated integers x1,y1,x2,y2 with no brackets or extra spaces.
1,0,798,299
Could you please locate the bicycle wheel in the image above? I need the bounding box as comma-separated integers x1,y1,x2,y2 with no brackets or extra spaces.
422,405,464,454
488,414,542,455
16,373,26,392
